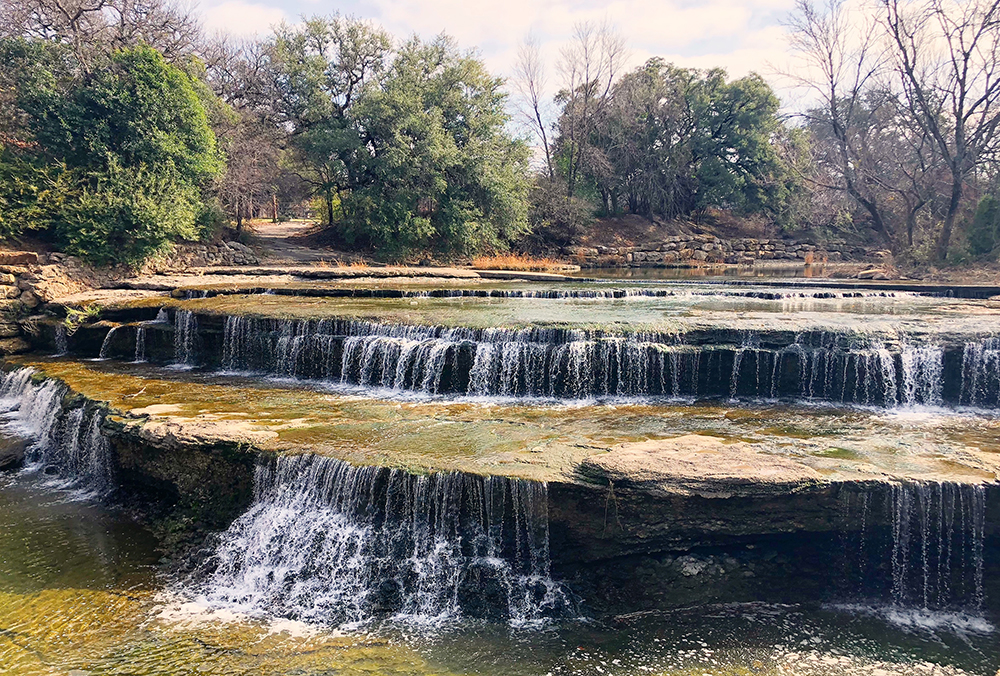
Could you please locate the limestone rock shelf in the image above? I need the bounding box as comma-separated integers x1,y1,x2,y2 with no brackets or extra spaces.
6,357,1000,614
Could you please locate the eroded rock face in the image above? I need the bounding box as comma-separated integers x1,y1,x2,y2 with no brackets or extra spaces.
580,434,822,498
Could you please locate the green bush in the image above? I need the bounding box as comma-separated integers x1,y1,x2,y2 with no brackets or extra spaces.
967,194,1000,257
1,40,222,266
53,161,200,266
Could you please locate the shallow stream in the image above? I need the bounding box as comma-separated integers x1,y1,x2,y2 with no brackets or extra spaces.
6,277,1000,673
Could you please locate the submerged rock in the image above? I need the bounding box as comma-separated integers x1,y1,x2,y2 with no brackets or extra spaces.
580,434,822,498
0,436,27,471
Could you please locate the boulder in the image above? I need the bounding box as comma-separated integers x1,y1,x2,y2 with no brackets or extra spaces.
0,251,38,266
18,290,39,309
0,337,30,354
0,437,28,471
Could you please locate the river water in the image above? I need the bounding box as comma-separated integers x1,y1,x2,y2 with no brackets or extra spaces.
4,278,1000,674
0,470,998,674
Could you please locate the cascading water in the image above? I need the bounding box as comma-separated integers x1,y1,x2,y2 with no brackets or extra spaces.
217,316,970,406
133,326,146,363
960,337,1000,406
53,324,68,356
0,368,114,494
199,454,571,628
97,325,122,360
181,286,918,301
839,482,987,612
173,310,197,367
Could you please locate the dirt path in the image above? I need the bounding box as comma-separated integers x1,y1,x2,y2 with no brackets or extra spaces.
250,220,341,264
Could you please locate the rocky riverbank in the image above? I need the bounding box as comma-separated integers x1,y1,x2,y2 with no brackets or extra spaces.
563,235,866,268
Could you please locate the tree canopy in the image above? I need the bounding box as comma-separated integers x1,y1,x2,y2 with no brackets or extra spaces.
0,40,221,264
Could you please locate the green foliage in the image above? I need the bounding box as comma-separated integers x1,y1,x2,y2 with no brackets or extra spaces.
268,21,530,256
343,37,530,254
527,176,594,246
63,305,101,336
53,160,201,265
967,194,1000,257
0,38,221,265
563,58,787,223
18,44,220,181
0,148,64,239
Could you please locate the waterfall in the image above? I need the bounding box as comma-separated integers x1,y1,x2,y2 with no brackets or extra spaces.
899,344,943,406
53,324,68,356
133,326,146,363
889,482,986,611
97,325,122,360
840,482,987,612
190,286,918,301
209,314,1000,408
199,454,571,628
960,337,1000,406
0,368,114,495
173,310,197,367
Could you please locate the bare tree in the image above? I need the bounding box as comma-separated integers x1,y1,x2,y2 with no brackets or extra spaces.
216,111,280,234
556,20,627,197
881,0,1000,261
786,0,897,244
513,35,555,179
0,0,201,69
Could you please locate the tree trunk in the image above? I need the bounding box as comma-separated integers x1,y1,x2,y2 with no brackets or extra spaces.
236,201,243,235
272,194,279,223
325,190,335,227
936,178,963,263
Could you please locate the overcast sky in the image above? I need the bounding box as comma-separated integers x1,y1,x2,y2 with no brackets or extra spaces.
200,0,803,104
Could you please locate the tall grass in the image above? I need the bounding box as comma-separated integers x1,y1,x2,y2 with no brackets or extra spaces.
471,253,569,272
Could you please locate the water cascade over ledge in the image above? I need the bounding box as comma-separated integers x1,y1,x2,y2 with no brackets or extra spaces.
208,315,1000,407
839,482,988,612
0,368,114,494
198,453,572,628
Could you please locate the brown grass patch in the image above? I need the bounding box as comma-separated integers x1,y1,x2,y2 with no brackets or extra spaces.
313,257,370,269
471,253,570,272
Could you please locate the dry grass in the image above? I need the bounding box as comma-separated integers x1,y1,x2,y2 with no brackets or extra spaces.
313,257,370,269
471,253,570,272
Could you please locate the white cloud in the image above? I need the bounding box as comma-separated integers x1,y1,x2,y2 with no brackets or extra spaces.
203,0,287,36
360,0,800,101
201,0,809,104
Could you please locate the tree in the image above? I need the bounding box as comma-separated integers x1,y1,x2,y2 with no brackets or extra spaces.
786,0,897,245
1,40,221,264
344,36,530,254
555,21,627,197
881,0,1000,261
215,111,280,233
0,0,201,70
513,35,555,179
573,59,786,221
266,16,391,228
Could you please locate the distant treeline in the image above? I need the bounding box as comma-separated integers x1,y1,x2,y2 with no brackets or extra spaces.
2,0,1000,265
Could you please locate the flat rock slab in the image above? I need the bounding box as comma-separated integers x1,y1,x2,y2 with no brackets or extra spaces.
133,417,279,450
181,266,481,279
581,434,822,498
474,270,578,282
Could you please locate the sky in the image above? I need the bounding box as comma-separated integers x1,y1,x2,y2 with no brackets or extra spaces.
199,0,804,105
